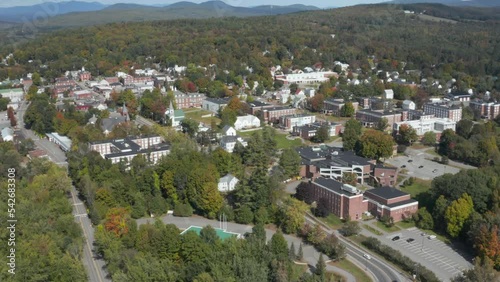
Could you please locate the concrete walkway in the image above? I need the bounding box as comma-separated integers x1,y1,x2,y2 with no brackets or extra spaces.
137,215,357,282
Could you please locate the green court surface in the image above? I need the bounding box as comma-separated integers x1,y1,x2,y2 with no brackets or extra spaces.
180,226,241,240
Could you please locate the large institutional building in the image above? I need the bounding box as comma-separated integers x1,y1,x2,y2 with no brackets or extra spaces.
89,135,170,166
300,177,418,222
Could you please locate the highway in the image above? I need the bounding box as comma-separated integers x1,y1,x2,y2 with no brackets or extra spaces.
16,102,111,282
305,214,408,282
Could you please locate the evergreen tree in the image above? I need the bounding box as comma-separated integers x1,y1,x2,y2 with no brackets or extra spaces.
297,243,304,261
289,242,296,260
315,254,326,281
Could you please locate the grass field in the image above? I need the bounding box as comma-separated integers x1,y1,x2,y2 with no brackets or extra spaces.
375,221,401,233
362,224,383,236
319,214,344,229
274,133,303,149
330,259,372,282
400,178,432,198
396,221,416,230
184,109,220,125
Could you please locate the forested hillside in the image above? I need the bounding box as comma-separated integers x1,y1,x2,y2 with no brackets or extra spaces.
0,144,87,281
1,4,499,87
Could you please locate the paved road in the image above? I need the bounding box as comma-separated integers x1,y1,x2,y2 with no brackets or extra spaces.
305,215,408,282
70,186,111,282
16,101,111,282
136,215,357,282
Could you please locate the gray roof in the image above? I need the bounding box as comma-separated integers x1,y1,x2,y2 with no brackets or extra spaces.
364,186,409,200
219,173,238,183
221,135,237,143
248,100,271,107
296,146,372,167
101,116,127,132
204,97,230,105
313,177,359,197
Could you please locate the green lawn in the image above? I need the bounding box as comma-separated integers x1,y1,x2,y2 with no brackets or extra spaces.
330,259,372,282
396,221,416,229
319,214,344,229
184,109,221,125
374,221,401,233
274,133,303,149
425,148,440,157
400,178,432,198
362,224,383,235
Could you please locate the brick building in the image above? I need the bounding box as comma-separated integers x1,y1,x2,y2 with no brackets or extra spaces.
323,98,359,116
173,91,206,109
355,109,407,128
247,100,276,115
300,178,417,222
469,100,500,120
423,103,462,122
279,114,316,131
263,107,296,123
364,187,418,222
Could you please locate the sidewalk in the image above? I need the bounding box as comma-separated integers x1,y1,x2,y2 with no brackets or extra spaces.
137,215,357,282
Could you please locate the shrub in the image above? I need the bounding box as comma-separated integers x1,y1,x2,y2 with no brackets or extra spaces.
235,205,254,224
173,203,193,217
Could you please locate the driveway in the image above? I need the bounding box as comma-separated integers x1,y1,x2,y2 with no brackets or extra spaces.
137,215,357,282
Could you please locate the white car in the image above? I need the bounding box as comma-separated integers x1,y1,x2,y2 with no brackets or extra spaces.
428,235,436,239
363,253,371,260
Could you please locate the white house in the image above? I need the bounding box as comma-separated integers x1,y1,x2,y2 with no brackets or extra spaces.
234,115,260,130
218,174,239,192
383,89,394,100
222,125,237,136
402,100,416,110
1,127,14,142
220,135,247,153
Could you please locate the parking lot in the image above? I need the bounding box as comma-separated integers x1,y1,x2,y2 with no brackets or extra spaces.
381,227,473,281
385,153,460,180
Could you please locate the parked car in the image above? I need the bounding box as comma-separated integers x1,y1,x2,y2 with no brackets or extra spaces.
406,238,415,243
408,160,413,163
392,236,400,241
432,169,437,173
418,165,424,168
428,235,436,239
401,165,406,168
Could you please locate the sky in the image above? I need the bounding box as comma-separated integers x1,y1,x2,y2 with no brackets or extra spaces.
0,0,387,9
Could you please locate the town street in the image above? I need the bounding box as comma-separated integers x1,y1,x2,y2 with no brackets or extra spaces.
15,104,111,282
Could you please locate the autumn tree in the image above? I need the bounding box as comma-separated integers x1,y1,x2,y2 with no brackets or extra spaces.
104,207,132,237
357,129,394,161
397,124,418,145
445,193,474,238
310,93,325,112
278,197,308,234
341,172,358,186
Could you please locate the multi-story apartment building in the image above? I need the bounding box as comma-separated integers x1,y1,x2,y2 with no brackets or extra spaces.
323,98,359,116
263,107,296,123
423,102,462,122
355,109,407,128
89,135,170,166
279,114,316,131
173,91,206,109
469,100,500,120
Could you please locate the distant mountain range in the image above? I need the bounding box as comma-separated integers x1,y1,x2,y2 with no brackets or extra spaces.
0,1,320,25
390,0,500,7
